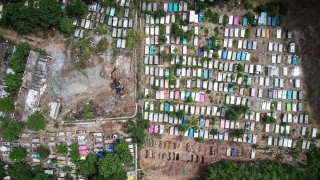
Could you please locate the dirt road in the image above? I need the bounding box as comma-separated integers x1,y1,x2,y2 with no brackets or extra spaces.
0,28,65,50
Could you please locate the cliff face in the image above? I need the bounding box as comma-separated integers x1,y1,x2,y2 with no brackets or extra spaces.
282,0,320,122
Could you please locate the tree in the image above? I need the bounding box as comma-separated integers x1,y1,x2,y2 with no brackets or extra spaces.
66,0,87,18
27,112,47,131
33,166,58,180
0,97,15,112
9,146,27,161
202,160,303,180
78,154,97,177
8,162,32,180
176,110,186,119
0,161,5,179
243,11,255,26
70,142,80,163
4,73,23,95
57,143,68,155
265,115,276,123
99,155,126,178
237,64,244,72
230,129,245,138
210,128,217,135
0,118,22,141
114,140,133,165
59,18,74,36
132,127,145,147
37,0,61,30
37,145,50,160
178,124,188,132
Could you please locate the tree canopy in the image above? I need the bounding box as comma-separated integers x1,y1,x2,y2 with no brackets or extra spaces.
8,162,33,180
66,0,87,18
225,105,249,121
9,146,27,161
59,18,74,37
57,142,68,155
27,112,47,131
37,145,50,160
0,161,5,179
0,0,82,35
0,97,15,112
99,155,126,178
78,154,97,178
0,118,22,141
114,140,133,165
203,160,302,180
5,42,30,96
70,142,80,163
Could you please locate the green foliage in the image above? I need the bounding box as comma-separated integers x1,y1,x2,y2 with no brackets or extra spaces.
210,128,217,135
5,42,30,96
245,28,251,38
210,116,216,125
265,115,276,123
178,124,188,132
243,11,255,26
59,18,74,36
197,137,204,143
243,0,253,10
78,154,97,178
127,108,150,147
225,105,249,121
9,146,27,161
37,145,50,160
171,23,194,41
99,155,126,179
0,161,5,179
27,112,47,131
237,64,244,72
0,118,22,141
222,15,228,26
8,162,32,180
114,140,133,165
230,129,245,138
1,0,61,34
176,110,186,119
204,10,219,23
147,10,166,18
126,30,144,50
57,143,68,156
96,38,109,53
0,97,15,112
202,160,303,180
66,0,87,18
185,96,193,103
70,142,80,163
4,74,22,96
159,35,167,44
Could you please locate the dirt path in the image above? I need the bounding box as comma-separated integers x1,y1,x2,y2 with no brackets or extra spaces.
0,27,65,50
